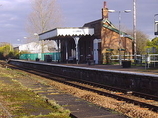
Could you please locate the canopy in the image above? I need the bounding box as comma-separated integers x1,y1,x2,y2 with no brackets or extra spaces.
39,27,94,40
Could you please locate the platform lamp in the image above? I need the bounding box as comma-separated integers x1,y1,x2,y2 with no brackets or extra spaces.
16,39,22,53
154,14,158,36
34,33,44,53
108,9,131,65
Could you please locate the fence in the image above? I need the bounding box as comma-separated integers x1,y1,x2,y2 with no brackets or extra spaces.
110,54,158,68
110,55,142,62
19,52,60,61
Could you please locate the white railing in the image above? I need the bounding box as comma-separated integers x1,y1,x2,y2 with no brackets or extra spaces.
110,55,142,61
145,54,158,68
110,54,158,68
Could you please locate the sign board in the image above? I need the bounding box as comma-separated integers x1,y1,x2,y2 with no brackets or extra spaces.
152,47,157,53
155,21,158,35
146,47,157,53
118,49,125,51
146,48,151,53
106,49,114,51
120,34,131,37
39,27,94,40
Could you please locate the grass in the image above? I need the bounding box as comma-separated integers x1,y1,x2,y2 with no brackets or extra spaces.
0,67,70,118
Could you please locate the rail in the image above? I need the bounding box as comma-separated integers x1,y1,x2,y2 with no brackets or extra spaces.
7,62,158,112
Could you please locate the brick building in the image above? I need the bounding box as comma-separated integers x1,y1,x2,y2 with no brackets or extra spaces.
39,1,133,64
83,1,133,64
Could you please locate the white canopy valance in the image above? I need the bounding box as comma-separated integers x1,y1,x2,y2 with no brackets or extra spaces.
39,27,94,40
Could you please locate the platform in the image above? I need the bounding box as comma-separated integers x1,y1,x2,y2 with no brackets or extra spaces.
15,75,127,118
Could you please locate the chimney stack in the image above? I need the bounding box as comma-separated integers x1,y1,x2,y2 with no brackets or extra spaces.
102,1,108,19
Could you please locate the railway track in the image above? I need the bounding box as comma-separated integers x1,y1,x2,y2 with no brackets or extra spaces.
6,62,158,112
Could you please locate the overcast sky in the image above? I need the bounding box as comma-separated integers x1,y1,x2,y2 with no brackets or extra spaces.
0,0,157,45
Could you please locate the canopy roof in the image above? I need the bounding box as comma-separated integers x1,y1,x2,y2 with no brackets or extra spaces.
39,27,94,40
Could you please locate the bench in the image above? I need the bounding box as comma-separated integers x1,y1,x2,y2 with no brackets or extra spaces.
67,57,76,63
87,60,95,65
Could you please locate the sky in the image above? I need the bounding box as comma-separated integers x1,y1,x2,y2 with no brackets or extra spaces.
0,0,158,45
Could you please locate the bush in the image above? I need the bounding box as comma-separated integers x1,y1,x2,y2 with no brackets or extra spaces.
0,44,21,60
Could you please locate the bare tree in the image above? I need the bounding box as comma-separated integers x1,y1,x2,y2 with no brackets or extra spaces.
26,0,63,42
126,29,149,55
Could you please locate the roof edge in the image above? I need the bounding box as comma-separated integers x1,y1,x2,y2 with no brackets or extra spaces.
103,24,133,40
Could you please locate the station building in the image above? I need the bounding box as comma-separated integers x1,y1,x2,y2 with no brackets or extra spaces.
39,1,133,64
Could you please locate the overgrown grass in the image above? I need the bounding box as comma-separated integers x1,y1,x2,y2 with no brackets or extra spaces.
0,67,70,118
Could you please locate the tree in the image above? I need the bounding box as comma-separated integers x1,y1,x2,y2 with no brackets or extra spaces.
0,44,16,59
149,37,158,46
126,30,149,55
26,0,63,42
0,44,10,59
0,43,28,59
146,37,158,53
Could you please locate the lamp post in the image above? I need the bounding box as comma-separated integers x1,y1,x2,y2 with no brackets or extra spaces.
9,40,12,52
17,39,22,43
154,14,158,36
17,39,23,46
17,39,22,53
34,33,44,54
108,10,131,65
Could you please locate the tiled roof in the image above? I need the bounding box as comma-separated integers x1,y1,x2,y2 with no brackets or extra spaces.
102,19,133,40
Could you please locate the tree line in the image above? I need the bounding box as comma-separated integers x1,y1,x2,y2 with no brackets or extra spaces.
0,43,28,60
136,36,158,54
125,29,158,55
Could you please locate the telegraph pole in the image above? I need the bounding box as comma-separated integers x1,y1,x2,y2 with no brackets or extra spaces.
133,0,137,63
